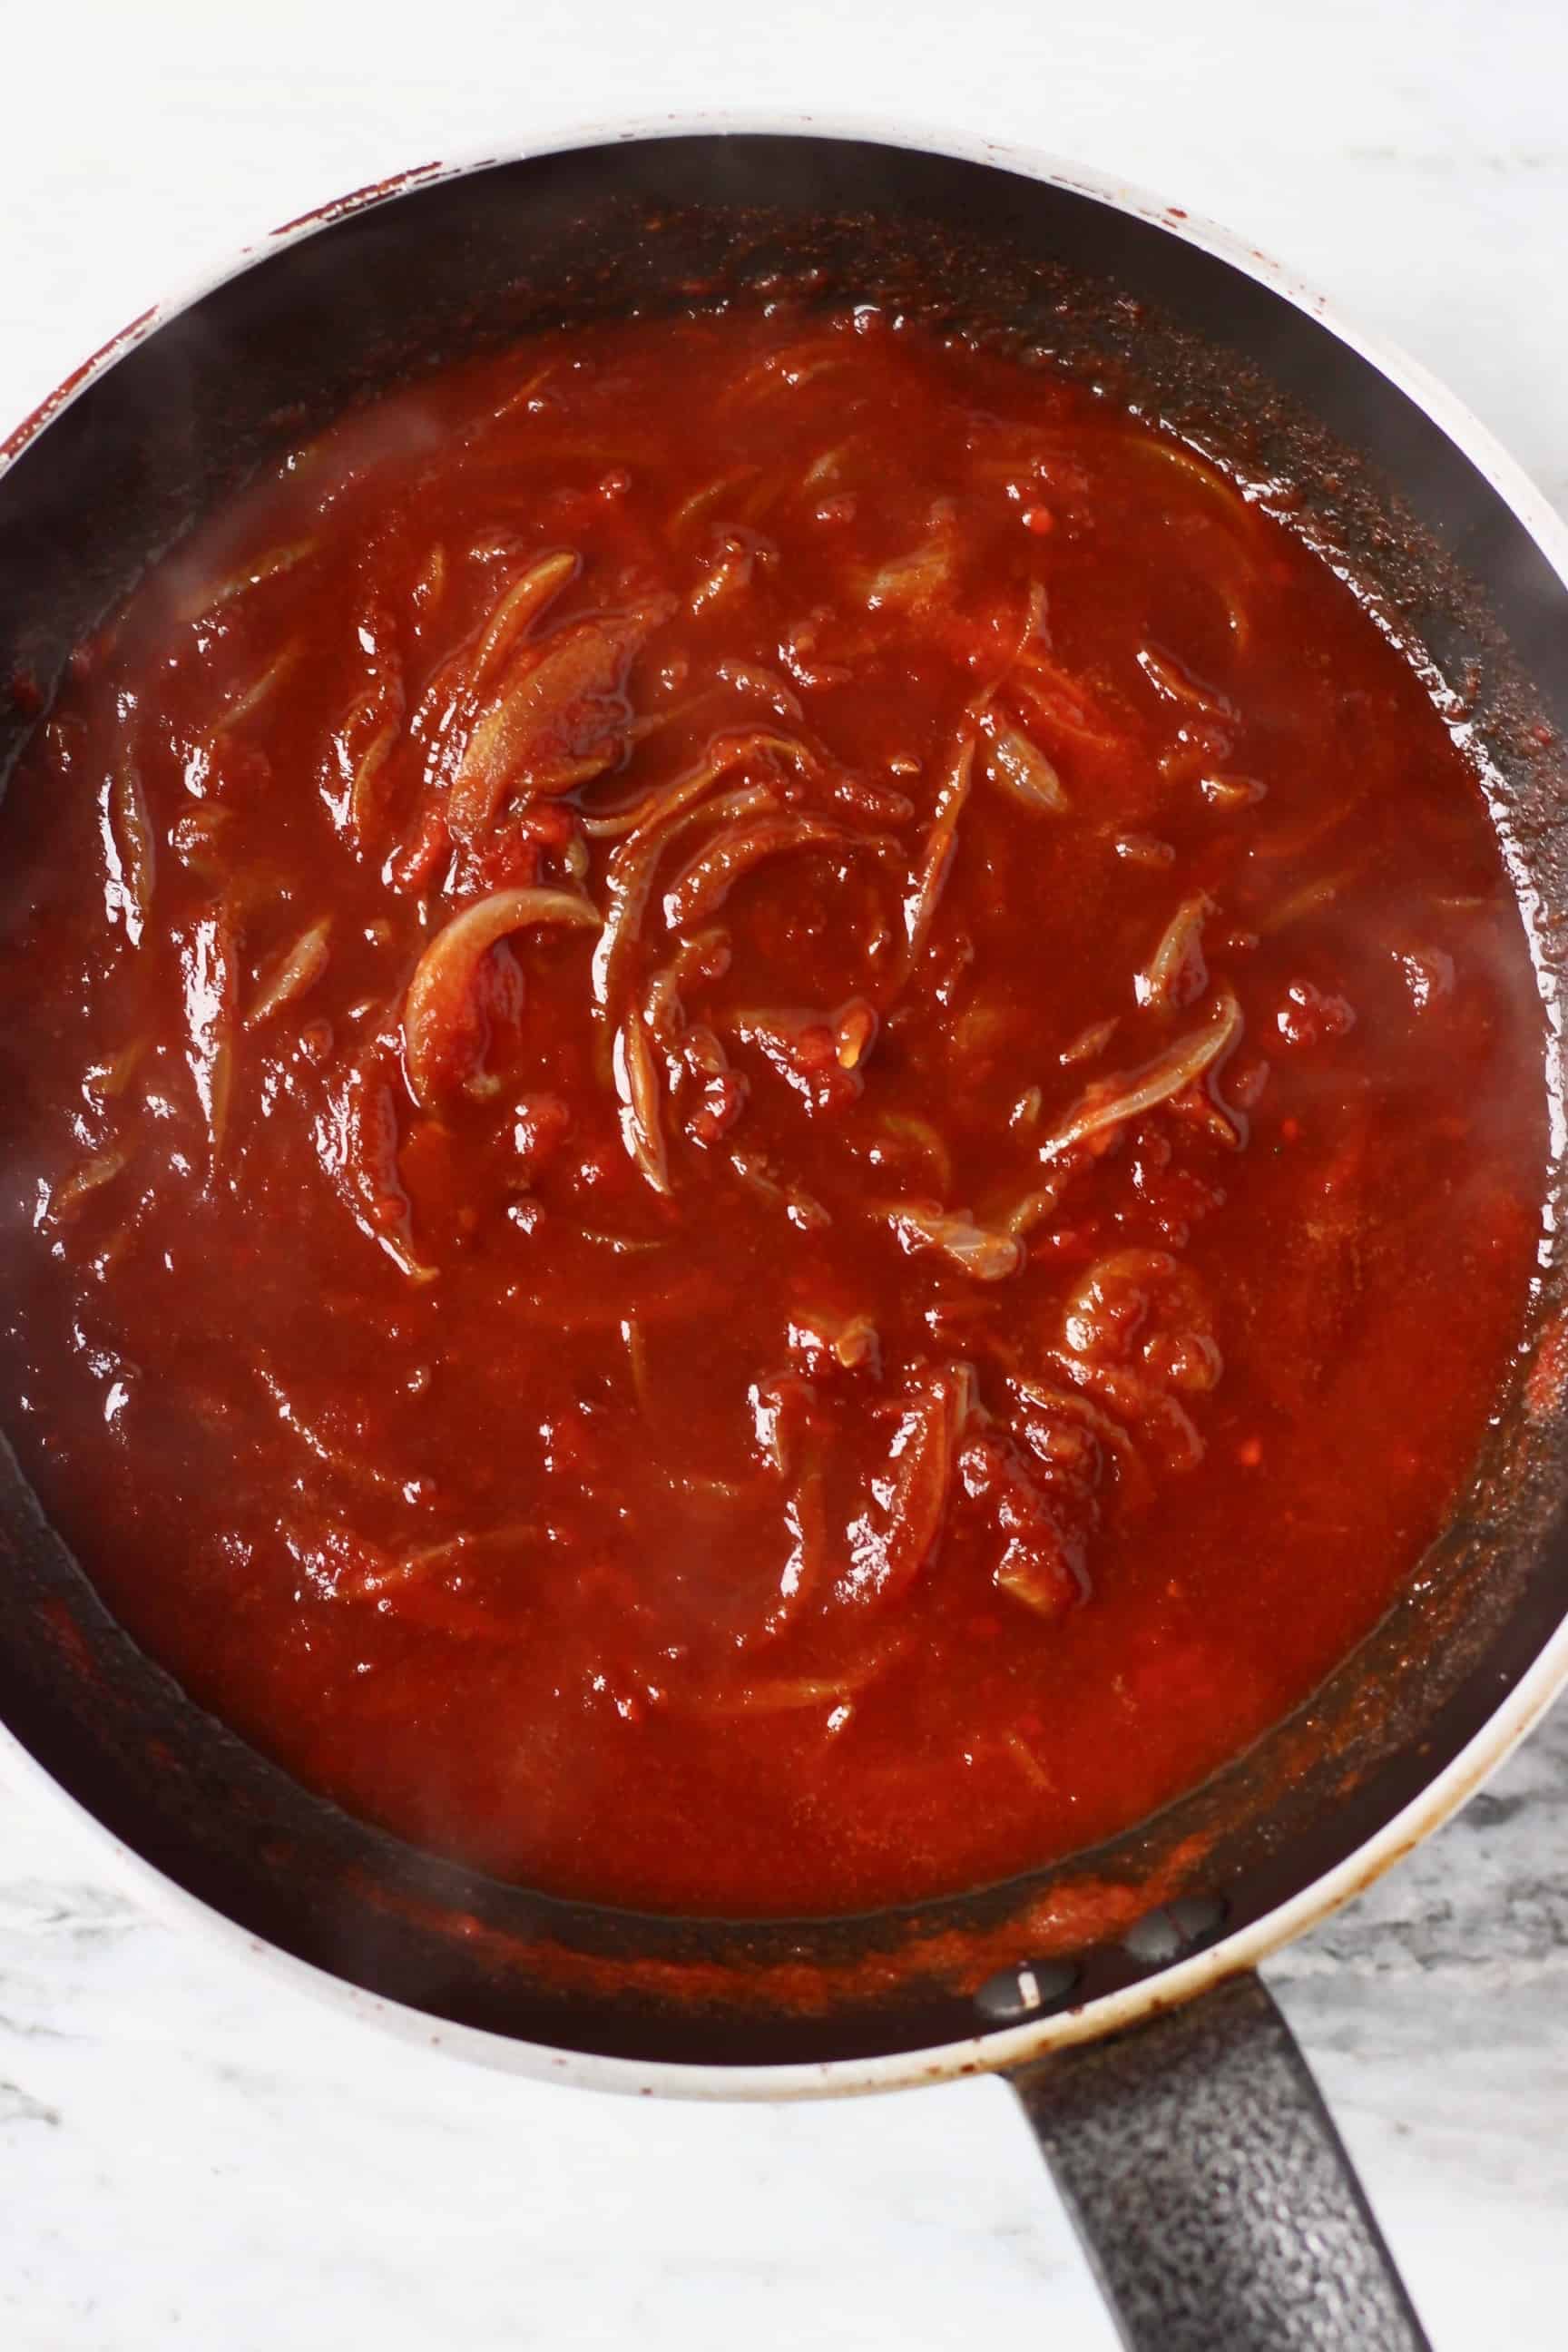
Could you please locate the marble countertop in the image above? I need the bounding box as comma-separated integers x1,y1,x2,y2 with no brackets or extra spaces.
2,2,1565,2342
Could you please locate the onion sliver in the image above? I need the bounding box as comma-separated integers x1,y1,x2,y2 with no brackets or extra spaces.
1039,989,1242,1163
402,887,600,1107
902,707,985,962
980,712,1068,812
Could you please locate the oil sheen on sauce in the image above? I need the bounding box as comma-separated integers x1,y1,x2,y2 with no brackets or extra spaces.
0,305,1544,1916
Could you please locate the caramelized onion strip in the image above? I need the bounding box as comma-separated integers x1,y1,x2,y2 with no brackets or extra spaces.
613,1009,672,1197
446,612,649,838
980,712,1068,812
856,1362,977,1604
1135,895,1211,1010
592,782,775,1026
1010,1375,1152,1509
883,1202,1024,1282
902,707,985,964
212,645,301,735
103,767,156,947
1038,990,1242,1162
402,887,600,1108
255,1358,407,1497
46,1145,132,1225
677,1636,912,1719
581,730,814,842
175,538,315,626
181,902,239,1161
662,814,848,930
468,550,579,691
728,1148,830,1231
314,1035,436,1284
247,918,332,1029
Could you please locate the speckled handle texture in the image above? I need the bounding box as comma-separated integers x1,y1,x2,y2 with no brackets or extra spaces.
1009,1970,1432,2352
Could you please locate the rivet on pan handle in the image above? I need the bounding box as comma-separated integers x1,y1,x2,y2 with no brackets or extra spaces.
1007,1969,1432,2352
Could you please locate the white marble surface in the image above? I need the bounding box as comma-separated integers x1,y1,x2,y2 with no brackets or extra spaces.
2,2,1566,2343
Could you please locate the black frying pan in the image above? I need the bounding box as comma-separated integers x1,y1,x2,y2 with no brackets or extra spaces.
3,126,1567,2352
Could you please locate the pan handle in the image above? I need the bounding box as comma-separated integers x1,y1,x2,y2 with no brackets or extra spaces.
1006,1968,1432,2352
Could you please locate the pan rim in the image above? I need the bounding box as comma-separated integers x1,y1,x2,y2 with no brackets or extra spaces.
4,104,1567,2099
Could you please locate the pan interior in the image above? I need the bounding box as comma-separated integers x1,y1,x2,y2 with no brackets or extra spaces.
1,134,1564,2067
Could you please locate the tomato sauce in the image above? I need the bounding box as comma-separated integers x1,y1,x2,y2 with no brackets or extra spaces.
0,305,1544,1916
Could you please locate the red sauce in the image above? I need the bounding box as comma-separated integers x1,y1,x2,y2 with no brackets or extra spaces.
0,305,1544,1916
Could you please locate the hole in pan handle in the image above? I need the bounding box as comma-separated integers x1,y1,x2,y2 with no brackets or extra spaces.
1005,1969,1432,2352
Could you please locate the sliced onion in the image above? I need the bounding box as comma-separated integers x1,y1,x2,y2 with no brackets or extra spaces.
83,1038,148,1102
643,927,731,1049
255,1357,406,1495
469,550,578,691
1003,1730,1054,1788
1059,1017,1118,1069
612,1012,671,1197
582,730,814,842
1060,1248,1219,1382
662,814,847,930
884,1202,1024,1282
677,1637,911,1718
839,1362,976,1606
728,1148,830,1231
802,438,858,487
753,1446,831,1642
46,1144,132,1224
102,766,155,947
314,1036,436,1283
401,887,600,1108
173,538,315,627
344,715,400,842
1038,990,1242,1163
829,773,916,827
669,468,764,538
1122,430,1259,529
447,622,625,835
170,804,233,881
592,781,775,1025
247,918,332,1029
727,342,852,407
1200,771,1266,811
1135,894,1210,1010
446,603,663,840
212,644,301,735
789,1310,880,1372
1002,581,1050,678
412,541,448,615
303,1521,536,1625
1010,654,1126,753
181,903,238,1158
315,595,406,843
861,535,954,613
878,1112,954,1196
690,539,756,617
902,709,983,962
1256,860,1367,936
1114,832,1177,869
730,998,876,1114
980,712,1069,812
1003,1166,1073,1240
1044,1349,1206,1475
1137,645,1232,718
1010,1375,1153,1512
711,660,803,720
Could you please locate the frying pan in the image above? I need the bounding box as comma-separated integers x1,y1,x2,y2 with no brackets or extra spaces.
3,119,1567,2352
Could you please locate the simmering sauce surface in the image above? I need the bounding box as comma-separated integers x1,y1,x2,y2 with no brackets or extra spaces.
0,306,1544,1914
